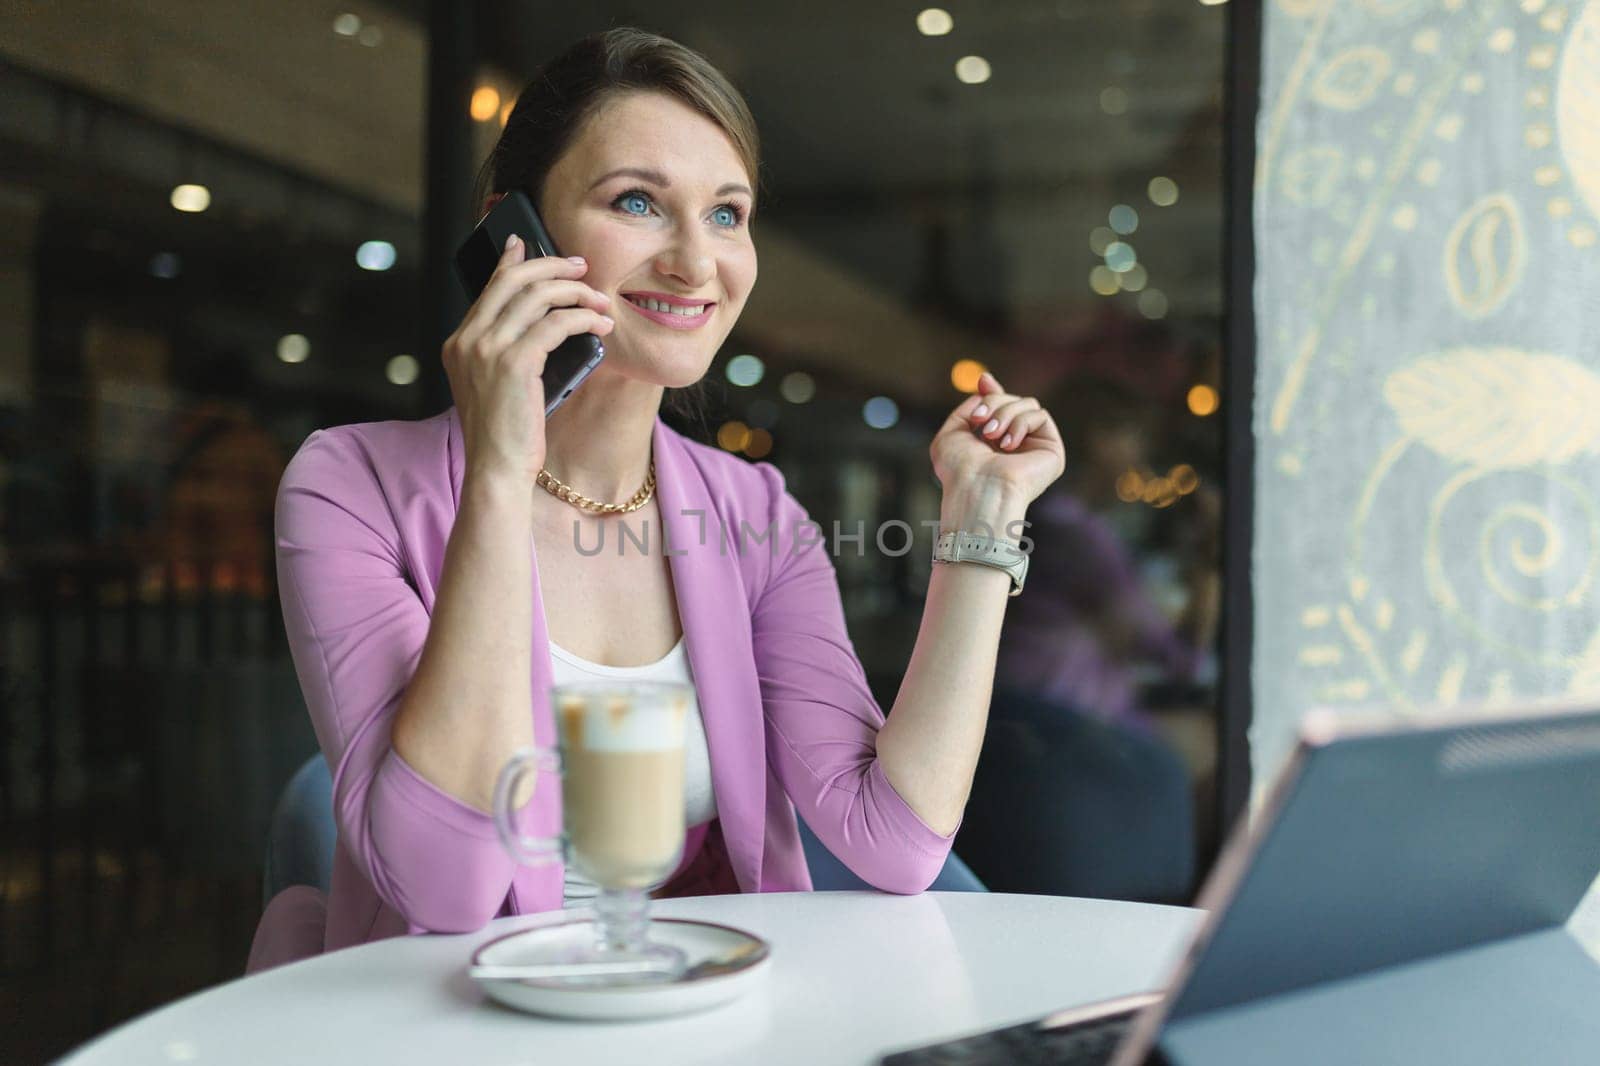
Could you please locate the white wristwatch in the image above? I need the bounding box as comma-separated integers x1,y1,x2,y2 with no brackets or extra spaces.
932,531,1029,597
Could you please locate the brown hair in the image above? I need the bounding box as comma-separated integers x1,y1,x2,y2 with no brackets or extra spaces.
472,28,761,426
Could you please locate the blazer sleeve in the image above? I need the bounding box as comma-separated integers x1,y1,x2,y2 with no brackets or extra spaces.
748,462,958,894
275,428,516,932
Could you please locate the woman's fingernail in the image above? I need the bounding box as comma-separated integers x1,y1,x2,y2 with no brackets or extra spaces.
505,235,520,252
567,256,586,265
973,404,989,418
1000,434,1012,448
600,315,614,325
983,419,999,434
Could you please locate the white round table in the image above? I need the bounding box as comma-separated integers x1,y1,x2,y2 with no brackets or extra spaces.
64,892,1200,1066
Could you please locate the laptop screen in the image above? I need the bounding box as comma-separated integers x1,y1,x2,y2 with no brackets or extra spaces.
1166,709,1600,1020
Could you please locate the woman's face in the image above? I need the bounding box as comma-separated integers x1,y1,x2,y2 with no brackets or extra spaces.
535,90,757,390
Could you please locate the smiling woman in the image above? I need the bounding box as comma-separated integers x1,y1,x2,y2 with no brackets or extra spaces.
471,28,762,423
249,26,1065,974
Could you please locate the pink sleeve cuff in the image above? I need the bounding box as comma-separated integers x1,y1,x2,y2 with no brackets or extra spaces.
363,749,517,931
865,758,962,854
378,748,502,840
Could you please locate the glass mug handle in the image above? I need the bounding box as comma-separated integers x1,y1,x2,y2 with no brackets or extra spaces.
492,746,563,866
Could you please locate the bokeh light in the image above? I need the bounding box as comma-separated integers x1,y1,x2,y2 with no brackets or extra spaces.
746,398,779,430
170,184,210,213
277,334,310,364
955,56,992,84
863,396,900,429
1148,176,1180,207
726,353,765,387
1109,204,1139,234
148,253,181,279
386,354,419,386
717,421,752,451
1089,266,1120,296
1187,384,1220,417
1104,241,1138,273
951,359,986,393
779,371,816,404
744,428,774,459
471,86,501,122
356,240,396,271
917,8,954,35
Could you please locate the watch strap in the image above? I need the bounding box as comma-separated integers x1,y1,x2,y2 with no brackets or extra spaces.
932,530,1028,596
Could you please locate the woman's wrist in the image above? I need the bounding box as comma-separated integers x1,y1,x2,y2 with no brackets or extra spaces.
939,474,1029,541
462,462,537,513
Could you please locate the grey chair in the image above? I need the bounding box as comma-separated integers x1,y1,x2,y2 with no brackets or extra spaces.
954,684,1195,904
263,753,985,904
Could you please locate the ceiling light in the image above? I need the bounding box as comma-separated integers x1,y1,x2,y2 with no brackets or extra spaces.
356,241,396,271
917,8,954,35
955,56,992,84
278,334,311,364
170,184,210,213
386,354,419,385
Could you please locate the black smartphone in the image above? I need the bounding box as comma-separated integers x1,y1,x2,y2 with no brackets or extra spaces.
452,189,605,417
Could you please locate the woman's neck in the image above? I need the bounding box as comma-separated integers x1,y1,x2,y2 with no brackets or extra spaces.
539,370,663,504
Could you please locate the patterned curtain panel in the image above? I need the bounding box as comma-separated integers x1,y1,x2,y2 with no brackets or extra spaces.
1253,0,1600,947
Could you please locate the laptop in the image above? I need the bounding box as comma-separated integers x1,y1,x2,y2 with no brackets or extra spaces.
880,700,1600,1066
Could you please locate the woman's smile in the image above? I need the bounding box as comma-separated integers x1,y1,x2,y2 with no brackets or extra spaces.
619,290,718,330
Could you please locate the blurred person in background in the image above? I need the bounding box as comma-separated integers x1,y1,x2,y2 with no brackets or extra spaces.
958,374,1218,905
1000,375,1219,730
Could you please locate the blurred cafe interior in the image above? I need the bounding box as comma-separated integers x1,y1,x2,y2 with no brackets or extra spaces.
4,1,1598,1063
0,3,1224,1053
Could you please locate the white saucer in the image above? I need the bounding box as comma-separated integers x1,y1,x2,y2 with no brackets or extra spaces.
471,917,771,1021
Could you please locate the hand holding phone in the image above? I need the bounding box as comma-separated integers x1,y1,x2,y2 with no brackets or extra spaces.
442,195,615,482
453,190,609,419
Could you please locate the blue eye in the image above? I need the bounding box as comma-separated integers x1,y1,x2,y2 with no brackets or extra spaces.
618,192,651,215
711,205,740,227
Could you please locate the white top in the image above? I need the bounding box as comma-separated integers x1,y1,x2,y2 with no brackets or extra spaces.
61,893,1201,1066
547,636,718,906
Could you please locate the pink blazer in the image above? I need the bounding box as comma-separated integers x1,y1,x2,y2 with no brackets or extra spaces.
255,407,957,963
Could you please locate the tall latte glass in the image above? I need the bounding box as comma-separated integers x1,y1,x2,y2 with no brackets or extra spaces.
493,680,690,980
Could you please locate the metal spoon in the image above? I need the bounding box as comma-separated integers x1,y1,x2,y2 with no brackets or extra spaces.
471,941,766,983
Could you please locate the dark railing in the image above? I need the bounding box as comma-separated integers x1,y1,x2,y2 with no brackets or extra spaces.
0,550,316,1046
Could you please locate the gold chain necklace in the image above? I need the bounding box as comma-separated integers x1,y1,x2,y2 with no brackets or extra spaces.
536,460,656,515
